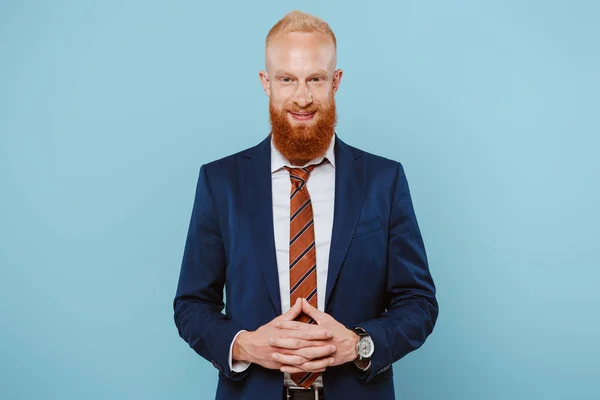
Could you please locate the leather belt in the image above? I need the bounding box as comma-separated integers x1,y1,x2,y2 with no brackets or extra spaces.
283,386,324,400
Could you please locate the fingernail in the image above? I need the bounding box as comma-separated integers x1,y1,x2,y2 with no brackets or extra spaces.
327,331,333,337
272,353,279,360
329,358,334,365
281,367,288,373
330,346,336,352
275,322,280,327
269,338,274,345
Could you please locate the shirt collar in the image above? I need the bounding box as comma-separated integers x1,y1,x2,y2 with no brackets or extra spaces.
271,134,336,173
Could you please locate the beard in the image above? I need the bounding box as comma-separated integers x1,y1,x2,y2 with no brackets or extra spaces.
269,97,337,164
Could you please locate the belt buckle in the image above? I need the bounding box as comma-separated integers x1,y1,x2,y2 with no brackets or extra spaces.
286,386,319,400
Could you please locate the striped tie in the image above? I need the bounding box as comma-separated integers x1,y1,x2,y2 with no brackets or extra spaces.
285,161,325,388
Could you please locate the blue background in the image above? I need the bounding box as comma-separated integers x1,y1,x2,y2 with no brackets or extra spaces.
1,1,598,399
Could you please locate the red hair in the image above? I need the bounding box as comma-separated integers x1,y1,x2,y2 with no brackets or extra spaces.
266,10,337,50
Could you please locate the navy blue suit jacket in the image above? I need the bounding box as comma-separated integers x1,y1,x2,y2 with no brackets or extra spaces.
173,134,438,400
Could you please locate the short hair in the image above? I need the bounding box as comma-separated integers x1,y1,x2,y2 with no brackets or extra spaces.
265,10,337,50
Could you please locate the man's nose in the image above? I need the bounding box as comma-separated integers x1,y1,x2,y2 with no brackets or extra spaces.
293,83,313,108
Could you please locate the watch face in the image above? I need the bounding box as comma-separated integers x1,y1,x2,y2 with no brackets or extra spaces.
358,337,373,358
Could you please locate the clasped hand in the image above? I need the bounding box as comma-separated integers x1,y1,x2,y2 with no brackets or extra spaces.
233,298,359,373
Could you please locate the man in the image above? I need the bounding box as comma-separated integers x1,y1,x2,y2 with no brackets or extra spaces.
173,10,438,400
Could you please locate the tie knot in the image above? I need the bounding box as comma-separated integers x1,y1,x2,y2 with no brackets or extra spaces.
285,159,326,186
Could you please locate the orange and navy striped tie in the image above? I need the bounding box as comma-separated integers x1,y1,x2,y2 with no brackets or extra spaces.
285,161,324,388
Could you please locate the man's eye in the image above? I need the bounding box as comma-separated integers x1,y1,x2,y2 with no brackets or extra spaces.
311,77,321,82
281,77,293,83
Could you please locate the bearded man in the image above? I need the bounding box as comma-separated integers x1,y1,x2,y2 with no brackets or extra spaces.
173,10,438,400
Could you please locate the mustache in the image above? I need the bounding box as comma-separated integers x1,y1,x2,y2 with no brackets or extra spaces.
285,103,321,114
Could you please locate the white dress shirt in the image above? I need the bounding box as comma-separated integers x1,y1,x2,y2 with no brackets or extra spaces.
228,134,336,388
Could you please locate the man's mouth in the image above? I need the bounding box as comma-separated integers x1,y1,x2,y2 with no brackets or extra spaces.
288,111,316,121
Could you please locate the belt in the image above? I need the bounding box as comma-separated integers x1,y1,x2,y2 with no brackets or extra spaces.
283,386,324,400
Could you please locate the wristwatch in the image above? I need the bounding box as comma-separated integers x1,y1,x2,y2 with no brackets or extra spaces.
353,327,374,360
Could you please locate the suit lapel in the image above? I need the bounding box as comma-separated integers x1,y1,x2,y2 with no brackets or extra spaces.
325,136,365,310
239,135,282,315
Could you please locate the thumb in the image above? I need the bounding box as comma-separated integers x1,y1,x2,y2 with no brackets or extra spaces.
277,298,302,322
301,298,326,324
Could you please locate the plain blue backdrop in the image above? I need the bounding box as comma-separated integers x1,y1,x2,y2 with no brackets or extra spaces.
1,1,599,399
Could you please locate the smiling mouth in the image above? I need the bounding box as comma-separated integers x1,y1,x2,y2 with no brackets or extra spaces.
288,111,316,121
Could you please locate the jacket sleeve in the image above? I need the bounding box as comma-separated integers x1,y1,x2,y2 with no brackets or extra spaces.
356,162,438,383
173,164,249,381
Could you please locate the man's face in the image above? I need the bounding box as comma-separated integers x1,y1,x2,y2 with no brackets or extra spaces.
260,31,343,164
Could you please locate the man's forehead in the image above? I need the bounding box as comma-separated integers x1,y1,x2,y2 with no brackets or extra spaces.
266,31,336,71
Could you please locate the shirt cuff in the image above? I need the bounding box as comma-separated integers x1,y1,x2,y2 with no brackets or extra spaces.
229,330,251,373
354,358,372,371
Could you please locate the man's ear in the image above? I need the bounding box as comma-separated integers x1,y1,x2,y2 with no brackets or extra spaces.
259,70,271,97
332,69,343,95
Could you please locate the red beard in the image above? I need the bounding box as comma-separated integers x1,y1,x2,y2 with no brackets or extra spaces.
269,98,337,164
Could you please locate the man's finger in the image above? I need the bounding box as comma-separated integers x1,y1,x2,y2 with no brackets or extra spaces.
294,345,336,360
269,337,312,350
280,357,334,373
301,298,328,324
275,320,305,330
276,321,332,337
280,365,326,374
299,356,335,371
270,337,331,350
275,298,303,323
273,327,332,341
272,352,309,366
